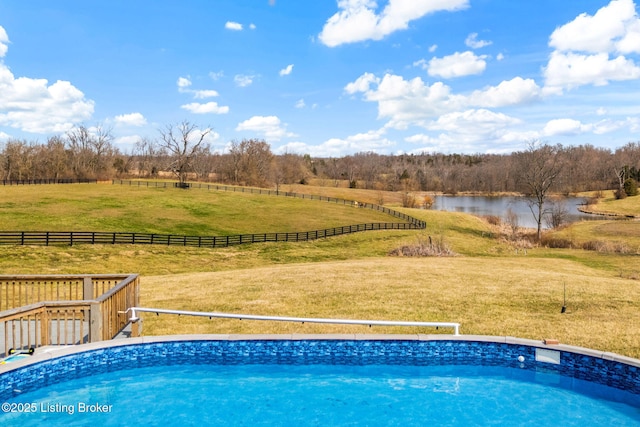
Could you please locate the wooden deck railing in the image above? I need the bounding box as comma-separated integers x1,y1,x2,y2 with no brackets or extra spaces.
0,274,139,357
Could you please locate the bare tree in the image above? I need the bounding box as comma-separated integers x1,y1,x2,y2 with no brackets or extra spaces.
505,207,519,237
514,142,564,241
545,198,569,229
65,124,115,179
133,137,162,177
41,136,69,180
158,121,210,187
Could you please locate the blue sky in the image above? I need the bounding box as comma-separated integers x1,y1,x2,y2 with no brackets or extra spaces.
1,0,640,156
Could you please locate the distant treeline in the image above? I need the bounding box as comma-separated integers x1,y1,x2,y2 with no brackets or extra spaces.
1,123,639,195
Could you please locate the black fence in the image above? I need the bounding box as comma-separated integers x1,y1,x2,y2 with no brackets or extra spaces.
1,179,97,186
0,223,423,248
112,179,426,228
0,179,426,248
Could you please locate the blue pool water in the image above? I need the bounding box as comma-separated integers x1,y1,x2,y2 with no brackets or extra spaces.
1,363,639,426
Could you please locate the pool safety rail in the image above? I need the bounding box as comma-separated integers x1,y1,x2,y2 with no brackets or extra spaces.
122,307,461,336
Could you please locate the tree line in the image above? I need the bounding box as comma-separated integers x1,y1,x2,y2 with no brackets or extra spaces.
1,121,639,198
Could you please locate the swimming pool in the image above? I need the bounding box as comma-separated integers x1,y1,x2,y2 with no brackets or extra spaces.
0,335,639,425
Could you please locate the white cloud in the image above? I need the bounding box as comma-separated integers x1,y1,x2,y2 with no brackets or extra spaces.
295,98,306,108
193,89,220,99
318,0,469,47
345,72,465,129
549,0,638,54
404,110,526,153
279,64,294,76
465,32,492,49
249,23,257,30
234,74,255,87
0,26,94,133
209,71,224,80
279,128,394,156
236,115,295,140
542,118,591,136
544,0,640,91
177,77,192,90
181,102,230,114
113,135,141,148
427,109,520,132
225,21,243,31
544,51,640,90
468,77,542,107
541,116,635,137
114,112,147,127
343,71,545,146
427,51,487,78
428,44,438,53
0,26,9,58
344,72,380,94
496,53,505,61
177,77,221,100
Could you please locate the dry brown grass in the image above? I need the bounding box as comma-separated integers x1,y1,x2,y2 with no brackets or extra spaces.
140,257,640,358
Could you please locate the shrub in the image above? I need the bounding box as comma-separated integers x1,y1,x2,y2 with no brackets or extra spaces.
422,195,434,209
540,236,573,249
402,192,418,208
388,235,456,257
624,178,638,196
582,240,634,254
484,215,501,226
615,187,628,200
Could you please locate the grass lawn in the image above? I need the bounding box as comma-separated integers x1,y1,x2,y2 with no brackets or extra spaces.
0,182,639,358
581,190,640,218
140,257,640,358
0,183,400,235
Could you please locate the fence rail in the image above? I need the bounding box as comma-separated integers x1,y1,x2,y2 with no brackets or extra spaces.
0,222,422,248
0,274,139,357
1,179,97,186
0,179,425,248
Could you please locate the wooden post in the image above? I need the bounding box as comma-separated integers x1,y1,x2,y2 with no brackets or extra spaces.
130,318,140,337
83,277,93,300
89,302,102,343
41,307,50,347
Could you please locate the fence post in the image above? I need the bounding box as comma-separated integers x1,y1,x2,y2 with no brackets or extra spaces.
41,308,50,347
83,277,93,300
89,302,102,343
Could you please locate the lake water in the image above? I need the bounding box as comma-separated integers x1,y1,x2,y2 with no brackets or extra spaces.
432,195,595,229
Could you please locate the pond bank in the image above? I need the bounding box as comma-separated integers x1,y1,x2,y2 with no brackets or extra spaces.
577,205,639,219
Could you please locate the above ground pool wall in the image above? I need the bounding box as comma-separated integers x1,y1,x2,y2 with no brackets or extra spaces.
1,335,639,401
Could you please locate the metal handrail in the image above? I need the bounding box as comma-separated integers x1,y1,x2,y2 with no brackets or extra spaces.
123,307,461,335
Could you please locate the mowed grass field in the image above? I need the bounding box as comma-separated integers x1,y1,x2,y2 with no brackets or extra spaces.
0,183,639,357
0,183,400,234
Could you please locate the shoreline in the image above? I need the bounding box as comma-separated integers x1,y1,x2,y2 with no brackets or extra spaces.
577,205,639,219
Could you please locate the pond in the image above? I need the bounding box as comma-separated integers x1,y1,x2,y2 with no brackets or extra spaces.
432,195,596,229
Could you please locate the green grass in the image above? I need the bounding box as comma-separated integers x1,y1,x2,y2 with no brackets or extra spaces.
581,191,640,217
0,183,639,358
0,183,400,235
